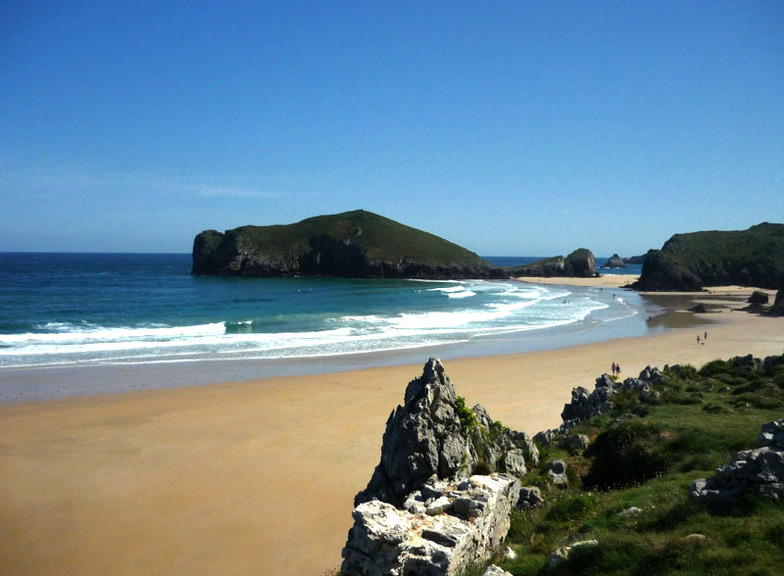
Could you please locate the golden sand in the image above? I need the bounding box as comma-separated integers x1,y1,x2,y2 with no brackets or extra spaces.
1,286,782,575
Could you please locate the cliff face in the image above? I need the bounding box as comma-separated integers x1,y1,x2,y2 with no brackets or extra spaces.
192,210,503,279
632,223,784,291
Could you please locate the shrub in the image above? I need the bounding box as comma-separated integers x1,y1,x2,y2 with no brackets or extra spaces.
700,359,732,377
454,395,477,429
583,421,672,490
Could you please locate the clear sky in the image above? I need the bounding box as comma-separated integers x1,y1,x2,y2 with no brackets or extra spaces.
1,1,782,257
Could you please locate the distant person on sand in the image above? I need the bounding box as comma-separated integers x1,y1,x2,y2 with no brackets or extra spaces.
611,362,617,376
697,335,701,344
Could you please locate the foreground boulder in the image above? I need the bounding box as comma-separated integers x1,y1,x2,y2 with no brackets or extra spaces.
343,358,531,576
342,475,521,576
690,419,784,506
355,358,534,507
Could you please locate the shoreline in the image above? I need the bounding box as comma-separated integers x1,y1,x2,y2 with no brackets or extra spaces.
0,276,655,405
1,284,782,576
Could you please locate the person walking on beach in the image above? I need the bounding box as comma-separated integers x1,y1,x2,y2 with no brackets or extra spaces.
611,362,617,376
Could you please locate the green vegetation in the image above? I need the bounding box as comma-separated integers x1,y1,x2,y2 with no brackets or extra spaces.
192,209,497,277
634,222,784,290
465,354,784,576
455,395,478,429
232,210,488,264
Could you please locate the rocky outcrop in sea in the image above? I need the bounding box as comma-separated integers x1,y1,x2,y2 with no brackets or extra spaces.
603,254,626,268
342,358,534,576
508,249,596,278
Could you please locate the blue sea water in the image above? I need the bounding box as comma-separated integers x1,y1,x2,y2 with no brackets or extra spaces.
0,253,650,371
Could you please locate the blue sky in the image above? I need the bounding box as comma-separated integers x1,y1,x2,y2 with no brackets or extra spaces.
1,1,782,257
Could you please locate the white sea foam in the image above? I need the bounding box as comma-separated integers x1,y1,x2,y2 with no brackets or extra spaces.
1,322,227,346
0,279,644,369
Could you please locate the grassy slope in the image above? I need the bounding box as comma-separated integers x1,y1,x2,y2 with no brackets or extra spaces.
647,223,784,288
661,223,784,266
228,209,488,266
465,356,784,576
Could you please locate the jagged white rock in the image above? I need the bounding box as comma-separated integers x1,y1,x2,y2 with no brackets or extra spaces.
483,565,514,576
547,540,599,567
342,474,521,576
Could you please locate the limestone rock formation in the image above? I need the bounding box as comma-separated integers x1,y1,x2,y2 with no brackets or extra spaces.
517,486,544,510
343,358,532,576
354,358,533,508
546,540,599,568
604,254,626,268
690,419,784,506
534,367,663,447
342,474,521,576
544,459,569,488
483,565,514,576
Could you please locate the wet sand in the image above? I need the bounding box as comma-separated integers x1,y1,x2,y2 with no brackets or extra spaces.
1,286,782,576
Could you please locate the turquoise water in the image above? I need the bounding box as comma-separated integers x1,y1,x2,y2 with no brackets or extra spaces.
0,253,648,369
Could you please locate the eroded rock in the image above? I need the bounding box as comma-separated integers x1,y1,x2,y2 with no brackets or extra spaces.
343,359,531,576
535,366,663,448
355,358,531,508
690,419,784,506
342,475,521,576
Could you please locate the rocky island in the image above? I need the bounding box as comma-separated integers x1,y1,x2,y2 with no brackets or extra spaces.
192,210,503,279
192,210,599,281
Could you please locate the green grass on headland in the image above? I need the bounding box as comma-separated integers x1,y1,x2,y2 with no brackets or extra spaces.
467,354,784,576
634,222,784,290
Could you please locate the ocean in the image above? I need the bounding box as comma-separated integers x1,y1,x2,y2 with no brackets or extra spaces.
0,253,649,374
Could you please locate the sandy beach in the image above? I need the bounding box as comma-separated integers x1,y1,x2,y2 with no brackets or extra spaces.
1,282,782,576
515,273,639,288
